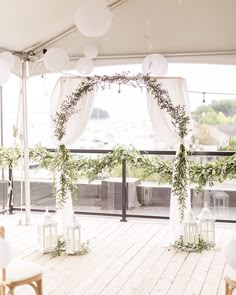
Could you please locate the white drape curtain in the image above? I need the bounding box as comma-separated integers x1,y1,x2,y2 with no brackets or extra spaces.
51,77,96,145
147,77,193,242
147,77,192,147
51,76,96,234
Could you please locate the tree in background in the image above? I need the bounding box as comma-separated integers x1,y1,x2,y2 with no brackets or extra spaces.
211,99,236,117
192,99,236,125
192,99,236,149
219,138,236,151
90,108,109,119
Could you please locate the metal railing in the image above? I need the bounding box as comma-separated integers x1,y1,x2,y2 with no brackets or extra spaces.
6,148,236,222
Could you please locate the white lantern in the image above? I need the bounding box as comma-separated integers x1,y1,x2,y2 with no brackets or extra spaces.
83,44,99,59
76,57,94,75
66,215,81,254
197,203,216,245
0,59,11,85
142,53,168,76
43,47,69,72
75,0,112,37
183,210,198,244
38,208,57,253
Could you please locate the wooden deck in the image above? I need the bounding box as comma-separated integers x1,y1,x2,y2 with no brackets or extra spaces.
0,213,235,294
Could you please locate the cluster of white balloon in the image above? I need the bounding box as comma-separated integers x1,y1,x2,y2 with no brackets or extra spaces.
43,0,168,76
142,53,168,77
0,51,16,86
43,0,112,75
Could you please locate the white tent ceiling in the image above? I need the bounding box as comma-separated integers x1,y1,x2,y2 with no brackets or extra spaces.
1,0,236,75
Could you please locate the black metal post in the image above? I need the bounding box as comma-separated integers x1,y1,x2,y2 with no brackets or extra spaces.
8,166,14,214
120,159,127,222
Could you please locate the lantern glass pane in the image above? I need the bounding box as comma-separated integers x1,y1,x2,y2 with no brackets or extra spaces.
201,222,208,231
66,227,80,253
208,231,213,242
184,224,198,243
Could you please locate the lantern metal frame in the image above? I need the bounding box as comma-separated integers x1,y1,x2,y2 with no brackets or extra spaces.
65,215,81,255
197,203,216,246
38,209,57,253
183,210,198,244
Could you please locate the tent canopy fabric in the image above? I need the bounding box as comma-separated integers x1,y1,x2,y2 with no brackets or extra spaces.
1,0,236,75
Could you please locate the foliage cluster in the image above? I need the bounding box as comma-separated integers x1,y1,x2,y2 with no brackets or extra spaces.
192,99,236,125
170,235,215,253
51,237,90,257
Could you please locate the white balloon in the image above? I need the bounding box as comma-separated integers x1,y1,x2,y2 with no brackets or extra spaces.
43,47,69,72
83,44,98,59
76,57,94,75
0,59,11,85
75,0,112,37
0,238,11,268
142,54,168,76
0,52,15,70
225,240,236,270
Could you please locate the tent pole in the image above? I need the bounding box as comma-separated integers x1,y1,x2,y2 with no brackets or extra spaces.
21,59,31,225
0,86,5,210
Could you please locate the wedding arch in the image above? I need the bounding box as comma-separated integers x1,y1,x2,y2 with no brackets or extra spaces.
52,72,191,242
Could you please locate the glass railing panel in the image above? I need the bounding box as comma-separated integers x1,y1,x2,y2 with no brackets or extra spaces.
8,149,236,222
126,154,175,218
190,154,236,221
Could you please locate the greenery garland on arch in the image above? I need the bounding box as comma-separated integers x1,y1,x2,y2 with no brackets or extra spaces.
52,72,191,220
53,73,190,141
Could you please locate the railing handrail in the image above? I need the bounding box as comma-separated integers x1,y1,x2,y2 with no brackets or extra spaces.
47,148,236,156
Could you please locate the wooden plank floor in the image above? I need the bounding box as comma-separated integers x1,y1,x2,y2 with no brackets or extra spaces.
0,213,235,295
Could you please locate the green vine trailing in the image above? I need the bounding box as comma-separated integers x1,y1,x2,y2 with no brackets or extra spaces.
0,147,21,168
171,144,189,221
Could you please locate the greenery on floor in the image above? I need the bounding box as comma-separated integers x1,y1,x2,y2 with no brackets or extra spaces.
170,235,215,253
51,237,90,257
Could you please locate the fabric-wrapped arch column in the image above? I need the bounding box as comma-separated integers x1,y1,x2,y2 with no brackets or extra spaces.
51,77,96,234
147,77,193,241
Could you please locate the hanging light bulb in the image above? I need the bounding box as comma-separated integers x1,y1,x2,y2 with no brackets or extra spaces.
118,83,121,94
202,92,206,103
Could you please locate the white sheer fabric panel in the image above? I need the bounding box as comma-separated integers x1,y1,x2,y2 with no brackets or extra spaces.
56,190,73,235
51,76,96,145
147,77,192,147
147,77,193,242
51,77,96,235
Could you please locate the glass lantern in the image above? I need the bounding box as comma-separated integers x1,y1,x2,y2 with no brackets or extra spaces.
38,208,57,253
197,203,216,245
183,210,198,244
66,215,81,255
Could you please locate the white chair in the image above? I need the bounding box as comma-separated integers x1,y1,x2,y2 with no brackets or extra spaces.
225,275,236,295
0,226,43,295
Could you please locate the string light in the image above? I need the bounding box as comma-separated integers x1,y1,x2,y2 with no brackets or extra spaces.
188,90,236,104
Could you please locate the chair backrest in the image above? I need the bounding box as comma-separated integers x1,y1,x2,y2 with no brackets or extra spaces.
0,226,6,295
0,226,4,239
